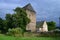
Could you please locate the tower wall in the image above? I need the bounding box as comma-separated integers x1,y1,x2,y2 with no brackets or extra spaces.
26,10,36,32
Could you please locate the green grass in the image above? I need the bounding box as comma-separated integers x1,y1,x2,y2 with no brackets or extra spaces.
0,34,59,40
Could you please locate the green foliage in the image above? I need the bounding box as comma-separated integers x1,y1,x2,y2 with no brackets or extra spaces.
13,7,30,32
0,18,8,33
6,7,31,35
5,14,14,29
7,28,23,37
47,21,56,31
0,18,5,33
0,18,3,28
0,7,30,34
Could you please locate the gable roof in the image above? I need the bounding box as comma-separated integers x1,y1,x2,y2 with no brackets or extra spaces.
23,3,36,13
36,21,44,28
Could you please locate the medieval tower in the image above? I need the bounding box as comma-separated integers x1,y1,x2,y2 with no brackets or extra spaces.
23,3,36,32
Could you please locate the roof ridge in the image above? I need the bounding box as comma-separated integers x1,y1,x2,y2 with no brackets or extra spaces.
23,3,36,12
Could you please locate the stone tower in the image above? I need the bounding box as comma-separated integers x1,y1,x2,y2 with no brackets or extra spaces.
23,3,36,32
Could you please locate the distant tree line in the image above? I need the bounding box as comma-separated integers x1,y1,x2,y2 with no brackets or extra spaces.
47,21,56,31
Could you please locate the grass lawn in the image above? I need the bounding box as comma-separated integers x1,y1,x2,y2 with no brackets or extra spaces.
0,34,59,40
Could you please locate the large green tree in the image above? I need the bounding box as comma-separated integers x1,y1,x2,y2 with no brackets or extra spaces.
1,7,30,34
13,7,30,33
47,21,56,31
5,14,14,29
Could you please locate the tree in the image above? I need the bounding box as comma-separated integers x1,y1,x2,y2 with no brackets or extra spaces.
2,20,8,33
5,14,14,29
0,18,3,28
0,18,6,33
1,7,30,34
0,18,4,33
47,21,56,31
13,7,30,34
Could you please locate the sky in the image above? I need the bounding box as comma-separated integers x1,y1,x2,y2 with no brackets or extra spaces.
0,0,60,26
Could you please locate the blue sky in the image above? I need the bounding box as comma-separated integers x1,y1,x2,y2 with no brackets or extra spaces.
0,0,60,26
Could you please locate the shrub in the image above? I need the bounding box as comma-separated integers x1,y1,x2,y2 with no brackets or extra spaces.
6,28,23,37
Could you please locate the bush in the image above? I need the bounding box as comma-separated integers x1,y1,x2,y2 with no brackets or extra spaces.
6,28,23,37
